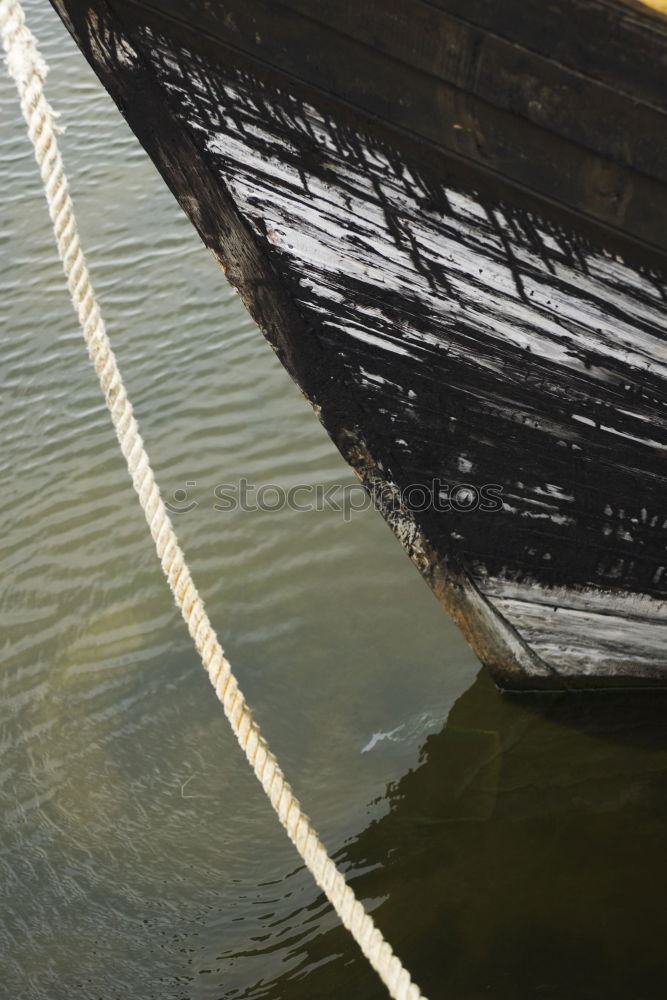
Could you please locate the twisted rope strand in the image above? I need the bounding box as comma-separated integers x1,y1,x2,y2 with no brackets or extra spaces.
0,3,427,998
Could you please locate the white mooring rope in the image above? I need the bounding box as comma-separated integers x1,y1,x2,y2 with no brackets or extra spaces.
0,3,427,998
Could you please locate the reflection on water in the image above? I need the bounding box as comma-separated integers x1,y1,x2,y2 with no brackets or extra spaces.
276,671,667,999
2,3,667,999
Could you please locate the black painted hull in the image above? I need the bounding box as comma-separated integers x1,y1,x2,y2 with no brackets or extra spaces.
51,0,667,688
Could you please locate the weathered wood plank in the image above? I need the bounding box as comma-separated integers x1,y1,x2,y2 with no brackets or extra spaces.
428,0,667,108
117,0,667,262
277,0,667,182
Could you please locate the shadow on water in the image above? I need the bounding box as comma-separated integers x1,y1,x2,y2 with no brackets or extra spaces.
261,670,667,1000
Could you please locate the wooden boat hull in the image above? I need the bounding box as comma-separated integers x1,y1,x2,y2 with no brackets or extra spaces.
50,0,667,688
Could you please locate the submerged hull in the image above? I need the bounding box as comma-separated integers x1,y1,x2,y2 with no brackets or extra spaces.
51,0,667,688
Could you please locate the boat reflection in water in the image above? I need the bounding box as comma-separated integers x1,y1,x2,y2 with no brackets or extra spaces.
261,672,667,999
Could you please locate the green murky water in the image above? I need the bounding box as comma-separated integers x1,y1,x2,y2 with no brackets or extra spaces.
2,4,667,998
